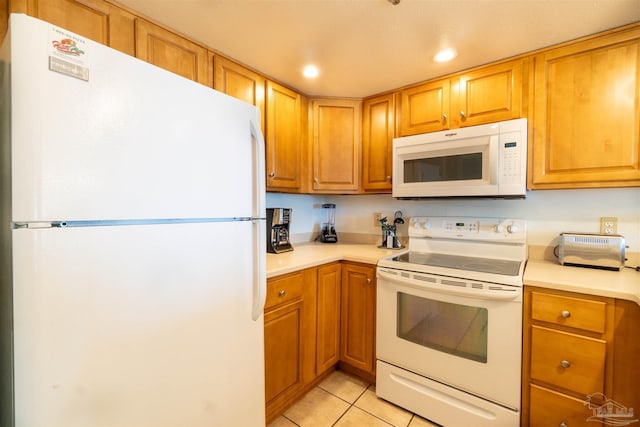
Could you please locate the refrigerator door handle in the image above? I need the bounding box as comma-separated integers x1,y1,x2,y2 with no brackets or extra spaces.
250,117,266,321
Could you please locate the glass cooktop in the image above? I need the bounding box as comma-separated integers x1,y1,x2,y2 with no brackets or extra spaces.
391,252,523,277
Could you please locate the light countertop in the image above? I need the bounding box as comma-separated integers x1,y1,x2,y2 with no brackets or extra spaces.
523,259,640,305
267,243,640,305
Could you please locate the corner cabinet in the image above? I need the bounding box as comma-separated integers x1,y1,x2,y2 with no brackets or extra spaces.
265,81,304,192
311,99,362,193
397,59,523,136
316,263,342,376
339,262,376,382
362,93,395,193
530,26,640,189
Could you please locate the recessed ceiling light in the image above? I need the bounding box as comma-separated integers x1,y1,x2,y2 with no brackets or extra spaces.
434,48,457,63
303,65,319,78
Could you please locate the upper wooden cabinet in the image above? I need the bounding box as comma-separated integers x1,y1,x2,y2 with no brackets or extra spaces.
530,27,640,189
134,19,210,86
9,0,135,55
398,59,523,136
213,55,265,132
311,98,362,193
265,81,303,191
398,78,451,135
362,93,395,192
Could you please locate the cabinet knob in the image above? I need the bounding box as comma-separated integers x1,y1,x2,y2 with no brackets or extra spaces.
460,111,466,118
559,422,568,427
561,310,571,318
269,171,275,178
278,290,286,297
441,114,447,121
560,360,571,369
367,278,372,284
386,176,391,181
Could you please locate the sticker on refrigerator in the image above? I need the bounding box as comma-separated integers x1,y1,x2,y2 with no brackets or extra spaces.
48,26,89,81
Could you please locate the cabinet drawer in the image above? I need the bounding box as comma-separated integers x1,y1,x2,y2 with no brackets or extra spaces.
265,273,304,310
529,384,599,427
531,326,606,396
531,291,606,333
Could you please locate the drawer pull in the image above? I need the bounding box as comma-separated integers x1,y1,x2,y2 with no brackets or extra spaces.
560,360,571,368
561,310,571,318
278,290,286,297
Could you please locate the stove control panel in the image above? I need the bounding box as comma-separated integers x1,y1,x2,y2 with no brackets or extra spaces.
409,216,526,242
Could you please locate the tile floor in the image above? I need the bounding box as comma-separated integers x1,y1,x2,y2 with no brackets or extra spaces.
268,370,441,427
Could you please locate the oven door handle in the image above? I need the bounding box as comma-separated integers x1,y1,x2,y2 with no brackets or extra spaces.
377,268,522,301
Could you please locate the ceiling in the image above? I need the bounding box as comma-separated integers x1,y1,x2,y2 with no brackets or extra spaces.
118,0,640,98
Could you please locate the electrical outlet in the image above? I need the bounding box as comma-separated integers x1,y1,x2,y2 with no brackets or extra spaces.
600,217,618,235
373,212,382,227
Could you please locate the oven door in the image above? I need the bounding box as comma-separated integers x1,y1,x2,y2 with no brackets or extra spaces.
392,132,499,198
376,266,522,410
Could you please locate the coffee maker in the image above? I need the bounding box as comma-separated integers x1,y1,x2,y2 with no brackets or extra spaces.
318,203,338,243
266,208,293,253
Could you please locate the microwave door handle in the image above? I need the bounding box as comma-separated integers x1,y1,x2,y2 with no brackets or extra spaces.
489,136,499,185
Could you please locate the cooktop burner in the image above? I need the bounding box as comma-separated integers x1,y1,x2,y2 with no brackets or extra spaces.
391,252,523,276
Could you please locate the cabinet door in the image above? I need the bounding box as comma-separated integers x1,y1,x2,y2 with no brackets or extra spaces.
213,55,265,132
312,99,362,192
531,28,640,189
134,19,210,85
362,93,394,192
340,263,375,375
9,0,135,55
316,263,341,375
264,300,304,404
456,59,522,127
398,78,450,136
265,81,302,191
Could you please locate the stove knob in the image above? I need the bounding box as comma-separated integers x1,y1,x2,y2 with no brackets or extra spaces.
494,223,505,233
507,224,519,233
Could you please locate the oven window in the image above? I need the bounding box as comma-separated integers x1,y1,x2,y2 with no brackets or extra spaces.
403,153,482,183
397,292,488,363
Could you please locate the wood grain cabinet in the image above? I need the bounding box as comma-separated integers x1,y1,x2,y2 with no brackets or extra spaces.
265,81,304,192
311,98,362,193
522,287,615,427
8,0,135,55
134,18,210,86
362,93,395,193
398,59,523,136
316,263,341,376
213,55,265,132
264,268,316,423
530,26,640,189
339,262,376,381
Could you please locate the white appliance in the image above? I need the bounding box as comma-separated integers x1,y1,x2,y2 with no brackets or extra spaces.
376,217,527,426
392,118,528,198
0,14,266,427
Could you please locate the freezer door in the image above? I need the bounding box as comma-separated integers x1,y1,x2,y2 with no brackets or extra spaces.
12,222,265,427
9,14,264,222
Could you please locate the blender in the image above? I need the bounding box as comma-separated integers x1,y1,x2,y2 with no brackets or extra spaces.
319,203,338,243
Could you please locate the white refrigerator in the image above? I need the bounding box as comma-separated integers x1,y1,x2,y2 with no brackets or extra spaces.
0,14,267,427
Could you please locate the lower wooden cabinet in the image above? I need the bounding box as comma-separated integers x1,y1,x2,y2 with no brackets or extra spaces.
340,262,376,380
316,263,341,375
522,286,624,427
264,268,316,423
265,261,377,422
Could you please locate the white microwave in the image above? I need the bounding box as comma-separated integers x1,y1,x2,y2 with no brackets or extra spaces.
392,118,527,198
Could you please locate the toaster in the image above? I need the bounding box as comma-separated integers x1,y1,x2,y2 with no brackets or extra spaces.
558,233,626,270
